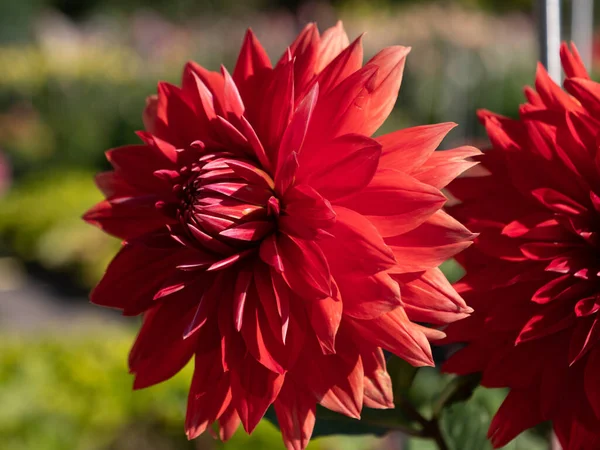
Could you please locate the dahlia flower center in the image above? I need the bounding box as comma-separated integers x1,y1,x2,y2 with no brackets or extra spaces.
173,152,278,253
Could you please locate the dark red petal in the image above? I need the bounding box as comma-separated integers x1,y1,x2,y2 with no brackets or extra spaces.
233,267,252,331
94,171,137,199
568,316,600,365
278,233,332,300
259,234,284,272
240,283,287,374
130,282,219,389
83,196,171,240
274,380,317,450
91,241,187,315
516,298,576,344
185,350,231,439
156,82,205,147
231,355,285,433
584,348,600,419
233,28,272,101
218,406,241,442
295,335,364,419
254,264,290,343
488,389,543,448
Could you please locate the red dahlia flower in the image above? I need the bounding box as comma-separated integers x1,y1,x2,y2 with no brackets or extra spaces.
84,22,476,449
443,44,600,450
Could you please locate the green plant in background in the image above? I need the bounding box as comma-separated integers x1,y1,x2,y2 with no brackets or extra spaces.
0,329,376,450
0,170,119,287
0,329,549,450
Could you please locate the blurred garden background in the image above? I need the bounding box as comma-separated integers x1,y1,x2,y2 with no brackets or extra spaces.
0,0,598,449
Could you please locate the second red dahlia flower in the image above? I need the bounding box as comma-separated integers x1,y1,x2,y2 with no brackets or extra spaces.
444,43,600,450
84,22,477,449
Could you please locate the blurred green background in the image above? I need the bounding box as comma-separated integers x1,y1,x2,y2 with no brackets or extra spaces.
0,0,597,449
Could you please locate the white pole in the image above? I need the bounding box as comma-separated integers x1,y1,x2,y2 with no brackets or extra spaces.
539,0,562,82
571,0,594,71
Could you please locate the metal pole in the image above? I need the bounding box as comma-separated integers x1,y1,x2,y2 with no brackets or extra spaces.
571,0,594,70
538,0,562,82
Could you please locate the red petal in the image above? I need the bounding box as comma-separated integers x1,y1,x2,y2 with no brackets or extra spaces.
361,347,394,409
301,134,382,201
274,380,317,450
106,143,177,192
254,56,294,158
564,77,600,117
316,21,350,73
218,406,241,441
220,221,274,242
277,83,319,173
233,267,252,331
312,35,363,96
394,268,471,325
348,307,434,367
221,66,245,120
339,169,446,237
231,355,285,433
295,336,364,419
584,348,600,419
91,241,186,315
560,42,589,79
377,122,456,174
516,298,576,344
279,184,336,240
413,145,482,189
336,271,401,320
320,206,396,274
568,316,600,364
259,234,284,272
240,284,287,374
254,264,290,343
488,389,543,448
233,28,272,106
359,46,411,136
285,23,319,100
307,283,343,354
155,82,204,147
185,351,231,439
130,285,219,389
386,210,475,273
83,196,170,240
278,233,332,300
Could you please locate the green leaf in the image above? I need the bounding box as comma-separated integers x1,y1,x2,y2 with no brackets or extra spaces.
438,387,549,450
432,373,481,419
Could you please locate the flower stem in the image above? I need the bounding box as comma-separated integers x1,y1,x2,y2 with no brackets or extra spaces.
396,399,450,450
